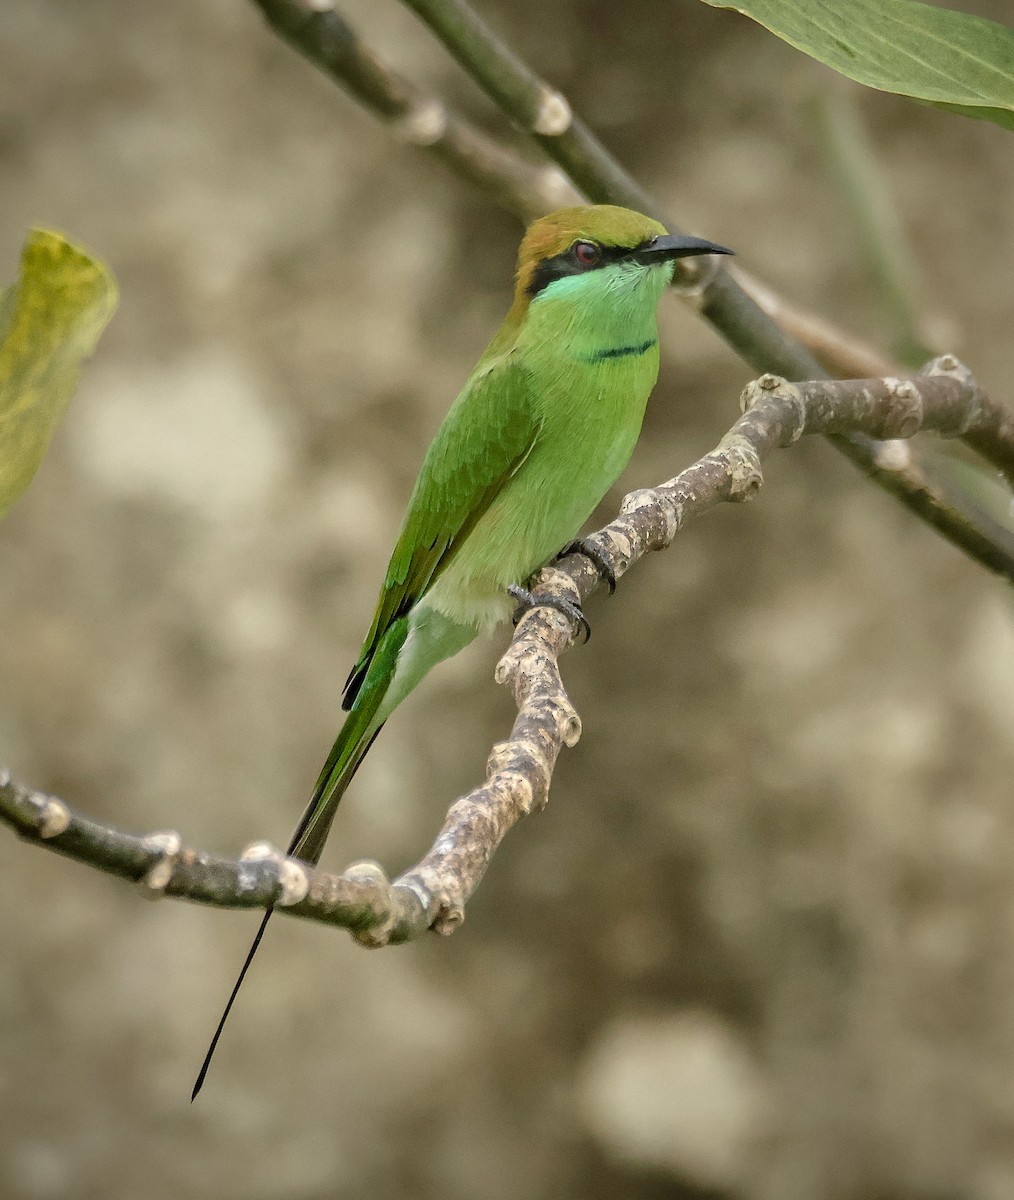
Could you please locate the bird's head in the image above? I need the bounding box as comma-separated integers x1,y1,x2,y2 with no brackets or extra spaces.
513,205,732,310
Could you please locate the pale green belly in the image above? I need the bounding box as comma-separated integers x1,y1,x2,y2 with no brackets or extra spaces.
425,353,656,631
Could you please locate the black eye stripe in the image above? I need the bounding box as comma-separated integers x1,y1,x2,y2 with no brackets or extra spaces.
526,242,642,298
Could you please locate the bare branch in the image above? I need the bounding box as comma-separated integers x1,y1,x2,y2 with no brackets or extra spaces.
5,358,1010,942
251,0,580,220
398,0,661,216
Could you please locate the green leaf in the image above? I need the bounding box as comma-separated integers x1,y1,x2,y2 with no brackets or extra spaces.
701,0,1014,130
0,229,118,520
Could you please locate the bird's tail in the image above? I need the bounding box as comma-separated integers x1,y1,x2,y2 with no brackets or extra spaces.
191,619,409,1100
288,614,406,867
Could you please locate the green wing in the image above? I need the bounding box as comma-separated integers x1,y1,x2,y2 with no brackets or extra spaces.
343,357,539,708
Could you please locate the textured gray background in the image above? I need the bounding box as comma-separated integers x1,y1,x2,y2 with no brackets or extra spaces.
3,1,1014,1198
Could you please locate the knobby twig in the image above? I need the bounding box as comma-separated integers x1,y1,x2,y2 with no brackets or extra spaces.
6,358,1011,943
399,0,661,217
252,0,580,220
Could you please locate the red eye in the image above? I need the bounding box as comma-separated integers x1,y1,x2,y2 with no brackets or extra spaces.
573,240,601,267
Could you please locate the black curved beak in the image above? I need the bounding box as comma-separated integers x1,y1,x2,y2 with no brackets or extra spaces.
634,233,734,264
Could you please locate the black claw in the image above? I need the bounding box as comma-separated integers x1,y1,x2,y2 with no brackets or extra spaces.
556,538,616,595
508,584,592,643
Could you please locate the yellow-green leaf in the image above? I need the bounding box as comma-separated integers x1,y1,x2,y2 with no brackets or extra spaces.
701,0,1014,131
0,229,118,520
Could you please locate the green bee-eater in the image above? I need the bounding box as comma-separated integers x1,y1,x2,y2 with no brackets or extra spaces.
193,205,731,1096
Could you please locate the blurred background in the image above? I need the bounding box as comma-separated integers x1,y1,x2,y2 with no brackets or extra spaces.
3,1,1014,1197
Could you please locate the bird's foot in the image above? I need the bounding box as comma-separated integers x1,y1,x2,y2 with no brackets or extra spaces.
508,583,591,644
555,538,616,595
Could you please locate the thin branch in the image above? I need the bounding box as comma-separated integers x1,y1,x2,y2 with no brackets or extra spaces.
252,0,580,220
6,359,1011,941
398,0,661,217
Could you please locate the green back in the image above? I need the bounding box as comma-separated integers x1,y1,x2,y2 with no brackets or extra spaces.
343,358,538,708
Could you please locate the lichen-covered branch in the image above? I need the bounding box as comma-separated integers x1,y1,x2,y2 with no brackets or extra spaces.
555,357,1014,602
0,591,581,947
4,358,1009,943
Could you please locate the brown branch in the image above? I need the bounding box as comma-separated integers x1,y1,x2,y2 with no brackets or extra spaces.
0,605,579,946
6,357,1011,942
251,0,580,220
